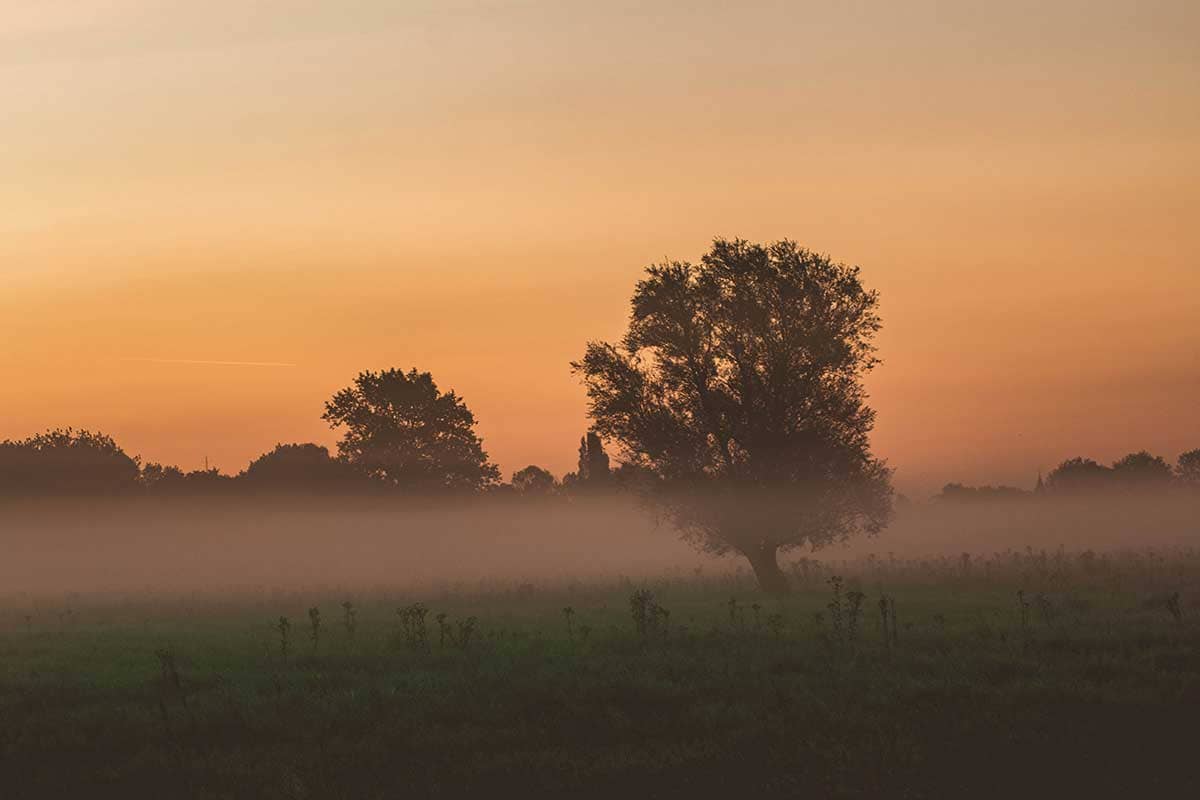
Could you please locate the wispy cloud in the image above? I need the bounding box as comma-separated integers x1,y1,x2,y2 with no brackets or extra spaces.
122,357,296,368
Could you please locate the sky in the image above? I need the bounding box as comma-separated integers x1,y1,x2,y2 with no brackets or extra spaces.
2,1,1198,495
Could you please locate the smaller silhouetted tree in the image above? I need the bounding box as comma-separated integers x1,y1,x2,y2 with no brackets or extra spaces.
1045,457,1111,493
576,431,609,482
322,368,500,492
1178,449,1200,486
0,429,140,496
140,462,187,494
1110,451,1173,488
240,443,361,492
568,431,609,489
511,465,556,494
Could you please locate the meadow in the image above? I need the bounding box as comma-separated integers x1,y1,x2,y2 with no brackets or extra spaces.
3,535,1199,799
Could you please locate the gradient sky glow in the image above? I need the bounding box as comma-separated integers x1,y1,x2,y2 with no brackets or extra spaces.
3,1,1198,494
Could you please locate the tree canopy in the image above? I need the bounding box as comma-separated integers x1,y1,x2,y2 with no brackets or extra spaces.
1045,457,1111,492
1178,449,1200,485
241,443,362,492
573,238,892,592
0,429,140,496
1110,450,1174,487
563,432,611,492
1045,452,1182,493
511,465,557,494
578,432,610,482
322,368,500,492
139,462,187,493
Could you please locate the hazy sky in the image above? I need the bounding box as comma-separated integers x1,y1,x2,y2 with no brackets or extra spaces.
3,1,1198,494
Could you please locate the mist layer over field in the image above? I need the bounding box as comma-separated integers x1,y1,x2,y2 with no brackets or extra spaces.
2,492,1196,597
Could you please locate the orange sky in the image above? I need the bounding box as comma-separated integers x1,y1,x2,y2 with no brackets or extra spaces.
3,1,1198,494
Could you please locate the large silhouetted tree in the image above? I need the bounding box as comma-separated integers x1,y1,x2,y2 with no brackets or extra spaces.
322,369,500,492
0,429,140,495
573,238,893,593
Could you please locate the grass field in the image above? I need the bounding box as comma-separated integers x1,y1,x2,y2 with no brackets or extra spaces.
2,547,1199,799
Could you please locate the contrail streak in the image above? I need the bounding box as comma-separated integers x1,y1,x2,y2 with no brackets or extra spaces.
122,358,297,368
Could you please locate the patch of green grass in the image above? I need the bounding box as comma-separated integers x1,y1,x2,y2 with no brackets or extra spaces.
2,549,1200,798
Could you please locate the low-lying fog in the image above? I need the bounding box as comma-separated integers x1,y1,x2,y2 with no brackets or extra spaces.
1,493,1197,597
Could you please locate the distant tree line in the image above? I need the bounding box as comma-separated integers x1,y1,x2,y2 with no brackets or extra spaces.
937,449,1200,503
2,237,1192,591
0,369,632,499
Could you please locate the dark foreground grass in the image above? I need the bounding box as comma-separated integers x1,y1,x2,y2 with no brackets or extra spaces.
2,549,1199,799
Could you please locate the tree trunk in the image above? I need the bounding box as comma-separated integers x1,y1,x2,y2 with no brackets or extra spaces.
745,545,790,595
